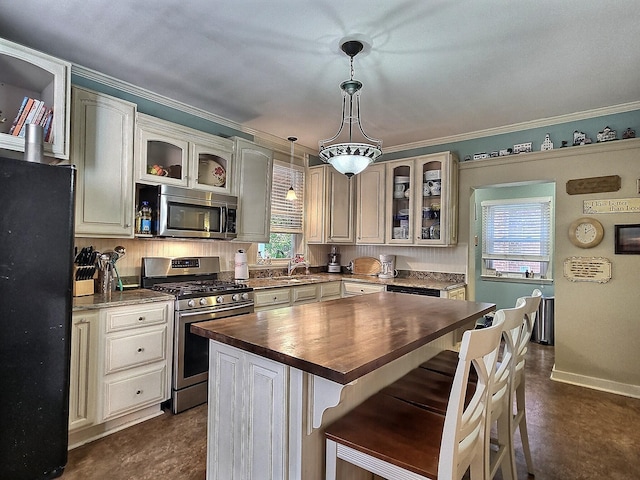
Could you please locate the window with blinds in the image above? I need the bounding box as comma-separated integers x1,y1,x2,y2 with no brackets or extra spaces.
481,197,553,277
270,161,305,233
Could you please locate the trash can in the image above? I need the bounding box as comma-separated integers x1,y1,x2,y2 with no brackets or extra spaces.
532,296,554,345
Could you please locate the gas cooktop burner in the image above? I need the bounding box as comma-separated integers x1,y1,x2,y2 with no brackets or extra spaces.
151,280,249,297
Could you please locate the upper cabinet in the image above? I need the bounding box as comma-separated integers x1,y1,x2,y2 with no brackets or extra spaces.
307,165,355,244
356,163,386,244
0,39,70,159
135,113,234,195
385,152,458,246
232,138,273,243
72,87,136,238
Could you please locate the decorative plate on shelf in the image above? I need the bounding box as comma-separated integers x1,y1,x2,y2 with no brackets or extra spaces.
198,159,226,186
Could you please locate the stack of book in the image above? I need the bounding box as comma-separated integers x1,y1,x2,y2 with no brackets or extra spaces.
8,97,54,142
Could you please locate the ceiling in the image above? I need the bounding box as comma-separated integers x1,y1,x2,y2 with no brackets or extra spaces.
1,1,639,153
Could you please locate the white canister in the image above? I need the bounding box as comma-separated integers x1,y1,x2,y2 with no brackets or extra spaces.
234,250,249,280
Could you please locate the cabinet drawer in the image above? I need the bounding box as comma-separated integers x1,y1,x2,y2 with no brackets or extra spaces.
320,281,342,299
105,326,167,374
105,302,169,332
102,365,166,420
254,288,291,307
342,282,386,296
291,285,318,305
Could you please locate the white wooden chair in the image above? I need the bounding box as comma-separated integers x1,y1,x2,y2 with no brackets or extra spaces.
511,289,543,475
324,314,504,480
486,304,528,480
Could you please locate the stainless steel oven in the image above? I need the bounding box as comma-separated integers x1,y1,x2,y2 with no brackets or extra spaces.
142,256,254,413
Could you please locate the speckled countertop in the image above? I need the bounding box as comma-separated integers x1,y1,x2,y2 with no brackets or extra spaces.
72,289,174,311
244,272,465,291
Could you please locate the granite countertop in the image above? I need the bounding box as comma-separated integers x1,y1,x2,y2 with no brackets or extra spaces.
244,272,465,292
192,293,494,384
72,289,174,311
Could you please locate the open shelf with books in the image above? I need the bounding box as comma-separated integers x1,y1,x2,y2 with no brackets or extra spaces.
0,38,70,159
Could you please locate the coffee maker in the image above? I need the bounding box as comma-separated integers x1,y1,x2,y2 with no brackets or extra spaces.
328,245,341,273
378,254,397,279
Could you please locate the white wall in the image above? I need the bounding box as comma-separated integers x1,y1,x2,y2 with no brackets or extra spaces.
459,138,640,397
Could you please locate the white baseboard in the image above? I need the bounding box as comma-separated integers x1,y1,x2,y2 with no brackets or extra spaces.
551,366,640,399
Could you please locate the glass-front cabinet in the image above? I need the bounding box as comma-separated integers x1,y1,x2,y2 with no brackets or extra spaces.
135,113,233,194
385,151,458,246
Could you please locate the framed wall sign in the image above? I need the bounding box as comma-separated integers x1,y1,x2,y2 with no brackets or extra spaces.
614,224,640,254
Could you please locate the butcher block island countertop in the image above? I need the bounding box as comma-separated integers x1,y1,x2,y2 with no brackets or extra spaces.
192,292,494,480
192,292,494,385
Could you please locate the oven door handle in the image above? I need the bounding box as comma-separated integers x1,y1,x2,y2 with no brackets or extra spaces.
178,304,253,318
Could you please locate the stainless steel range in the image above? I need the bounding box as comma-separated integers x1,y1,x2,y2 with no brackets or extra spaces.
141,256,254,413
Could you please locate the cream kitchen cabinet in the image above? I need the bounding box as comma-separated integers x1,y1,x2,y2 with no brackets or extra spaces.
356,162,386,244
135,113,234,194
385,151,458,246
72,87,136,237
342,281,386,297
69,311,99,432
319,281,342,301
232,138,273,242
98,301,172,423
442,286,466,300
306,165,355,244
0,38,70,159
254,288,292,312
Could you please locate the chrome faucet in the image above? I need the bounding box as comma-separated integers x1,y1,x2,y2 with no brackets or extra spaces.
287,259,310,276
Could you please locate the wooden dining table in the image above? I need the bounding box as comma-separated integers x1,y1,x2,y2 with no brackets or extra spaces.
192,292,495,480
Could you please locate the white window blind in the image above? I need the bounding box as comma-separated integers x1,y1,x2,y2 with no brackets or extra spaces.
482,197,552,265
270,160,305,233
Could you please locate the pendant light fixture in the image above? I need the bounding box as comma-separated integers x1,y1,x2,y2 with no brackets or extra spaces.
285,136,298,201
318,40,382,178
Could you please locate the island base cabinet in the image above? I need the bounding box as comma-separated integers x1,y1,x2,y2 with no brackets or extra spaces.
208,342,288,480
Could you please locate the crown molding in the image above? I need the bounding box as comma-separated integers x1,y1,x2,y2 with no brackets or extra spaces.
384,101,640,154
71,64,317,156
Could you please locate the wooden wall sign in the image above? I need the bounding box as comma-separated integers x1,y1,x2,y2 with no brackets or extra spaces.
563,256,612,283
566,175,621,195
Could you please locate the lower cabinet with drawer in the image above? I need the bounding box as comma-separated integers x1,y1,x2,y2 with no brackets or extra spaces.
254,288,292,312
342,281,386,297
68,300,173,449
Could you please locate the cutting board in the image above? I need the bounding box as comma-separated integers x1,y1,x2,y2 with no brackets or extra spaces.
351,256,382,276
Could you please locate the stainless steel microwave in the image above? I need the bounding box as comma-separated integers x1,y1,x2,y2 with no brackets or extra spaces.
154,185,237,240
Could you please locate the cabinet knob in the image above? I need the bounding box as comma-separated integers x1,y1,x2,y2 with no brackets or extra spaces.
137,347,144,353
136,390,143,395
138,316,145,322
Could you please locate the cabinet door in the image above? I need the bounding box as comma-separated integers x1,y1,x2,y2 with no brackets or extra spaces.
191,138,233,194
69,311,98,432
356,163,386,244
0,39,70,159
73,87,136,237
326,167,355,244
233,138,273,242
413,152,458,246
385,160,414,244
135,114,189,186
305,166,326,244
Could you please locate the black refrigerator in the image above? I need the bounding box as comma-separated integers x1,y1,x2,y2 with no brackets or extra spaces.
0,156,76,479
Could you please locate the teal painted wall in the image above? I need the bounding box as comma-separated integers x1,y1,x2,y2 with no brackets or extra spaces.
71,74,252,141
310,109,640,165
473,183,555,310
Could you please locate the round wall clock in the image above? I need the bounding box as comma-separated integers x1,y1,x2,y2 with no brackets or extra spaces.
568,217,604,248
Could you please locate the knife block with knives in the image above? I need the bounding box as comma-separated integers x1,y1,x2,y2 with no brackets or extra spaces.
73,246,97,297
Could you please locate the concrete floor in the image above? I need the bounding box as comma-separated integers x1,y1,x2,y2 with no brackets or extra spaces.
60,343,640,480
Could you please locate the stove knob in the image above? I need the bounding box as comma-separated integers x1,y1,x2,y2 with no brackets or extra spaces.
232,293,240,302
188,299,196,308
216,296,225,304
241,292,250,301
199,298,208,306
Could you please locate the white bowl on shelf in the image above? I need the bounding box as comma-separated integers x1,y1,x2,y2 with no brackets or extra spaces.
394,176,410,183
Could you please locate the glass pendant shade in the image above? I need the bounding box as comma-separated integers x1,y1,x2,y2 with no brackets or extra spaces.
286,186,297,201
318,40,382,178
